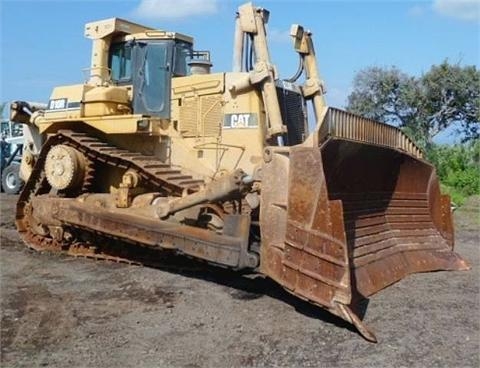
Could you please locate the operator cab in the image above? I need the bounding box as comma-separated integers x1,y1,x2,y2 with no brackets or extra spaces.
109,39,193,118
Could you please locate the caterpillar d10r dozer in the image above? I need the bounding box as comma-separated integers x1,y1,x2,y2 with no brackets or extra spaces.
11,2,469,342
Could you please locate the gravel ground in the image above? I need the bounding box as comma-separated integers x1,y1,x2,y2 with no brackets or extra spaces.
1,193,479,368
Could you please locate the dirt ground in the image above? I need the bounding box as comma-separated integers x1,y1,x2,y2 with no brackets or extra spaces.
1,193,478,368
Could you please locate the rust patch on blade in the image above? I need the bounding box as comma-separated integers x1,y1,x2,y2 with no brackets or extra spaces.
320,139,469,300
260,146,351,309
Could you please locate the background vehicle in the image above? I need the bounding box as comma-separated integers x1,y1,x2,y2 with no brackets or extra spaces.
0,120,24,194
9,3,469,341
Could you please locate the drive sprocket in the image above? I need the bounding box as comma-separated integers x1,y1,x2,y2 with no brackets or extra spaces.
44,144,86,192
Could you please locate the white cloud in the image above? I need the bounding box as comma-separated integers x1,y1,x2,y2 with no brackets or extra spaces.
133,0,218,21
433,0,480,22
267,27,291,43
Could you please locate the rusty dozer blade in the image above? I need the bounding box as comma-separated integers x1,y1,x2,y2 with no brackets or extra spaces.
259,108,469,342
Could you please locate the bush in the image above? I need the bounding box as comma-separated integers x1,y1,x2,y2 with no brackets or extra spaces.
427,141,480,205
440,184,467,207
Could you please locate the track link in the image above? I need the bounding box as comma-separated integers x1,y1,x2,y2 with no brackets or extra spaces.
16,130,207,264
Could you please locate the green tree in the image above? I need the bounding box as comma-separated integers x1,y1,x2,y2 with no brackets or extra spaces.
427,141,480,203
347,61,480,149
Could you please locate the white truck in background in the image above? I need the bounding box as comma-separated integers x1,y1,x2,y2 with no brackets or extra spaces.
1,120,24,194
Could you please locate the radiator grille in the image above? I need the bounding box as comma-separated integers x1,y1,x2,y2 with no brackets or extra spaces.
276,81,308,146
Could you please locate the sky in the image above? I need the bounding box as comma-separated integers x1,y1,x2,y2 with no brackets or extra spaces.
1,0,479,121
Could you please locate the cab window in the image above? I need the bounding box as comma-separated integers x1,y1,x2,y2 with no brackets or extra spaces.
110,43,132,83
173,42,192,77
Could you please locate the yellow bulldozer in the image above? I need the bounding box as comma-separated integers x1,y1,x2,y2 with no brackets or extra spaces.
10,2,469,342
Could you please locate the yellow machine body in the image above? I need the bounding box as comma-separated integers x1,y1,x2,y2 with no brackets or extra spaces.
10,4,469,342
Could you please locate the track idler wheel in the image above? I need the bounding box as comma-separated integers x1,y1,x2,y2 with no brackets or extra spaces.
44,144,86,192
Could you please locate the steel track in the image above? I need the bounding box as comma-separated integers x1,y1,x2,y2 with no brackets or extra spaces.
16,130,207,266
